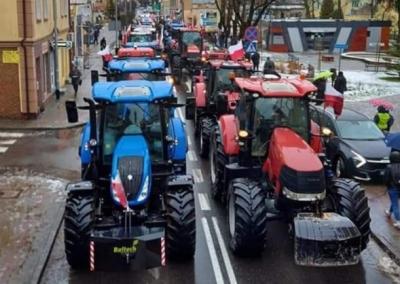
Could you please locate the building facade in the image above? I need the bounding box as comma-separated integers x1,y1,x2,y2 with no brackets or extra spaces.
0,0,70,119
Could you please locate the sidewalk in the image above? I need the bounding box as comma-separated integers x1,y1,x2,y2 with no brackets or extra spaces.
366,185,400,265
0,25,116,130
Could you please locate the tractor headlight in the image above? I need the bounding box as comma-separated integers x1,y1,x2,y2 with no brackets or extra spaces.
351,150,366,168
239,130,249,139
167,77,174,84
137,176,149,202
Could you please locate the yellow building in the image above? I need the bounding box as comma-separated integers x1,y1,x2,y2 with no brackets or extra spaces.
0,0,70,119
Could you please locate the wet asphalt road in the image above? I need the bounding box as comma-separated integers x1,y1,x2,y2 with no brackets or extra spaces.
1,83,399,283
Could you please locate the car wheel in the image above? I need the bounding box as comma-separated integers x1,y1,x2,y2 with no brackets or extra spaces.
335,157,347,178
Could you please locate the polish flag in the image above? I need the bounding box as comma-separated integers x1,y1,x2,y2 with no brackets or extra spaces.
111,172,129,209
324,82,344,116
228,40,245,61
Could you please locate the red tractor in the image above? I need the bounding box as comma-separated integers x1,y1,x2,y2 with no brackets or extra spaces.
186,58,253,158
208,74,371,266
168,28,204,83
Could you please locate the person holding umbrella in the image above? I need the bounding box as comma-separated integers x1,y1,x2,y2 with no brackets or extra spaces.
384,151,400,229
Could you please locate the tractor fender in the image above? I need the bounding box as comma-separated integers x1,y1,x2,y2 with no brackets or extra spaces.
194,82,206,108
168,117,188,161
79,123,91,165
219,114,240,155
66,181,94,194
167,175,194,189
310,120,323,154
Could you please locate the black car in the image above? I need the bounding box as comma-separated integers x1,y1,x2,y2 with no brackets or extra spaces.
310,106,391,181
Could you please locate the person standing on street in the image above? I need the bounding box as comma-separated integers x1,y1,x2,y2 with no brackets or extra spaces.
100,37,106,50
70,66,82,98
334,71,347,94
384,151,400,229
263,57,275,74
94,28,99,45
374,105,394,133
251,51,260,71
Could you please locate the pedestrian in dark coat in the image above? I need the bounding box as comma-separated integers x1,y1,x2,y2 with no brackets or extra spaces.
333,71,347,94
100,37,106,50
384,151,400,229
313,78,327,105
263,57,275,74
251,52,260,71
94,28,99,45
70,66,82,97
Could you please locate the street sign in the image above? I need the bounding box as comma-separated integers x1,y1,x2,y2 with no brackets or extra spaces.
334,43,347,49
52,40,73,49
246,41,257,53
244,26,258,41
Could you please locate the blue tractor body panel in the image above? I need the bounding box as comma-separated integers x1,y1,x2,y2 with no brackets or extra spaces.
111,135,152,207
168,117,187,161
108,58,165,73
79,123,92,165
92,80,173,103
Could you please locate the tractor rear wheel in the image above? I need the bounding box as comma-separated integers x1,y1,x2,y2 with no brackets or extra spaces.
166,187,196,260
199,122,209,159
228,179,267,256
64,194,94,270
210,130,223,202
329,178,371,250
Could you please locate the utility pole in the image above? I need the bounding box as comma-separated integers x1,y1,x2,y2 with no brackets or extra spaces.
53,0,60,99
116,0,119,52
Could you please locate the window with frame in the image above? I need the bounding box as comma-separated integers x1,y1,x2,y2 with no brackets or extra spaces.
43,0,48,20
36,0,42,21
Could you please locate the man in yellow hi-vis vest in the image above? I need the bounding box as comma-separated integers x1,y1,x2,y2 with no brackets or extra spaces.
374,106,394,133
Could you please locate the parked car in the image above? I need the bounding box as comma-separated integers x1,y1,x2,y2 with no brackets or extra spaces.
310,106,391,181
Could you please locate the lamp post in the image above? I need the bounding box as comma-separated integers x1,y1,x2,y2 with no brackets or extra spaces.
115,0,119,53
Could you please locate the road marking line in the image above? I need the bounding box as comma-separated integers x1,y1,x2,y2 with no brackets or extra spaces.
0,146,8,153
187,136,192,146
192,169,204,184
201,217,224,284
0,139,17,145
212,217,238,284
0,132,25,138
177,108,184,121
187,150,198,162
198,193,211,211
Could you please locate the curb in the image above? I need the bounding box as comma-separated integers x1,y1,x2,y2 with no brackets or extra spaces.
0,122,85,131
32,204,65,284
371,231,400,266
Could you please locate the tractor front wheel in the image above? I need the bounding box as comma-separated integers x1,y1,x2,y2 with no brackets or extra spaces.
210,130,223,202
64,194,94,270
228,179,267,256
165,187,196,260
329,178,371,250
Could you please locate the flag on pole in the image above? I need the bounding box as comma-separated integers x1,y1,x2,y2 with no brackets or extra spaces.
228,40,245,60
324,82,344,116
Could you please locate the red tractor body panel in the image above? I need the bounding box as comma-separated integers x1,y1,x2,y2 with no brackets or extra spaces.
209,60,253,70
263,128,323,194
219,115,240,155
310,120,323,154
234,77,317,97
226,91,240,111
117,47,155,58
187,44,201,54
194,82,206,107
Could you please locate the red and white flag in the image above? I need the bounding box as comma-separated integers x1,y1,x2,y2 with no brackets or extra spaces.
228,40,245,60
324,82,344,116
111,172,129,209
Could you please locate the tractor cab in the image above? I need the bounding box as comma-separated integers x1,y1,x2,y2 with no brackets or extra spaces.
178,28,203,59
123,31,161,51
63,80,194,271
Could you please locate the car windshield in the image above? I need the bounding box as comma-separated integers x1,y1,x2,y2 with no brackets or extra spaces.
337,120,384,140
251,97,309,156
182,31,202,47
129,34,153,43
103,103,163,165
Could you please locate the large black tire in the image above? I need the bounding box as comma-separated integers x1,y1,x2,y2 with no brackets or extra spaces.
330,178,371,250
172,56,181,85
334,156,348,178
228,179,268,256
64,195,94,270
185,97,195,120
165,187,196,260
210,129,223,201
199,123,209,159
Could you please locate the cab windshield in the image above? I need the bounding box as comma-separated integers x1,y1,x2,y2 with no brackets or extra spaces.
182,32,202,48
129,34,153,43
251,97,309,156
214,68,250,90
102,103,164,164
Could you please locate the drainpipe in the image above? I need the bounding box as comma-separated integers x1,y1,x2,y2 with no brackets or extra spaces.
53,0,60,99
21,0,30,114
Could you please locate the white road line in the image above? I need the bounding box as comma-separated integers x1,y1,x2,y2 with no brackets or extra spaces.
0,139,17,145
201,218,225,284
187,136,192,146
0,132,25,138
177,108,184,121
192,169,204,184
187,150,198,162
0,147,8,153
198,193,211,211
212,217,238,284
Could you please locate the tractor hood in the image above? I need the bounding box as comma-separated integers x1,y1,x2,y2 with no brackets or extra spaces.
111,135,151,207
187,44,201,54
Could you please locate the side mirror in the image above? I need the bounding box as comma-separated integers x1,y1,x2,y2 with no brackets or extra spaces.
65,101,79,123
91,70,99,86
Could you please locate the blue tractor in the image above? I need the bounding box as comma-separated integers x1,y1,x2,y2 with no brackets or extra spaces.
64,80,195,271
